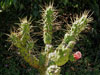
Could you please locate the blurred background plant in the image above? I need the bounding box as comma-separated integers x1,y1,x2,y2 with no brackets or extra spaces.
0,0,100,75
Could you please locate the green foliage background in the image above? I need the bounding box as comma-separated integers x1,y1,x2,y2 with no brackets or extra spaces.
0,0,100,75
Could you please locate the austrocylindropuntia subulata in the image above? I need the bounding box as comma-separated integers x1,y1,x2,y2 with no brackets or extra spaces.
9,3,93,75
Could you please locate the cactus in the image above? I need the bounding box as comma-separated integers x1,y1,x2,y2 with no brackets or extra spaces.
9,3,92,75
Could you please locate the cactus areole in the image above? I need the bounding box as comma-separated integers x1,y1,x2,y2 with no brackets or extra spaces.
9,3,92,75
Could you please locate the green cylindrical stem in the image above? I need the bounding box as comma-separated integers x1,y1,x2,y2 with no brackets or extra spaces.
63,11,92,44
20,22,30,44
9,18,39,69
43,6,54,45
19,47,39,69
50,11,92,66
49,41,76,66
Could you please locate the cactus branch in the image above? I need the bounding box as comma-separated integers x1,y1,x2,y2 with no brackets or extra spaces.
42,4,56,53
9,18,39,69
49,11,93,66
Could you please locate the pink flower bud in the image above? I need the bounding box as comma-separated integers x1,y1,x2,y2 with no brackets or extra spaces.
73,51,82,60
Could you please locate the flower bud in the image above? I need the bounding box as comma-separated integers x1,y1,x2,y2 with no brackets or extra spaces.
73,51,82,60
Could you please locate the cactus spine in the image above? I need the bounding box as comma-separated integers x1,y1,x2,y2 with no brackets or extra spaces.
9,4,92,75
